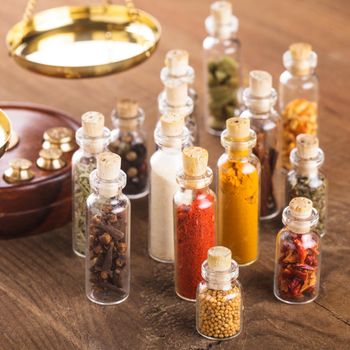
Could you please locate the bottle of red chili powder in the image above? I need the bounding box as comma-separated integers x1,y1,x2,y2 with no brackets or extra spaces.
174,146,216,301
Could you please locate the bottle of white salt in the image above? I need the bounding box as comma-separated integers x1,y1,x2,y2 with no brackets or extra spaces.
149,114,190,263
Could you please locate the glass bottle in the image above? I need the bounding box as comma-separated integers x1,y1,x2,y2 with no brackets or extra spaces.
86,152,130,305
149,114,190,263
274,197,321,304
160,49,199,145
279,42,318,170
196,246,243,340
72,112,110,258
203,0,242,135
158,81,194,147
217,117,260,266
287,134,327,237
108,99,148,199
174,147,216,301
241,70,281,220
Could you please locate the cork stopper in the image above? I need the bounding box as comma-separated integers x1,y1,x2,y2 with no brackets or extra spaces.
208,246,232,272
183,147,208,177
290,42,312,61
249,70,272,97
289,197,313,219
226,117,250,140
116,99,139,119
296,134,319,159
82,111,104,137
97,152,121,181
166,83,188,107
160,114,184,136
211,1,232,25
165,50,189,77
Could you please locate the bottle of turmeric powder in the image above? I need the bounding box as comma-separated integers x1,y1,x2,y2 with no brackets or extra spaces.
217,117,260,266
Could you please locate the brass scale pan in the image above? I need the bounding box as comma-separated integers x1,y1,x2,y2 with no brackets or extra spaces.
6,0,161,79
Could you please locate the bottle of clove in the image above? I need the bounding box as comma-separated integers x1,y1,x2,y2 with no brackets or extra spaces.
86,152,130,305
174,146,216,301
287,134,327,237
241,70,281,220
109,98,148,199
203,1,242,135
72,112,110,257
160,49,198,145
274,197,321,304
279,43,319,170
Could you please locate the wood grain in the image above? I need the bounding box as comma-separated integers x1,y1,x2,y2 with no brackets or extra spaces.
0,0,349,349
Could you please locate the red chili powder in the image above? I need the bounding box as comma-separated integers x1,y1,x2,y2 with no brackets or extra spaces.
175,191,216,300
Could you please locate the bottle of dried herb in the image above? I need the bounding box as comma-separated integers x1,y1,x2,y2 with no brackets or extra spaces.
86,152,130,305
174,147,216,301
72,112,110,258
274,197,321,304
279,43,319,170
217,118,260,266
203,1,242,135
241,70,281,220
109,99,148,199
160,49,198,145
197,246,243,340
287,134,327,237
149,114,190,263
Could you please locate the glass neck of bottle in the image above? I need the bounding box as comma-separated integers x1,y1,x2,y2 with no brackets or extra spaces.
202,260,238,291
290,148,324,177
282,207,319,234
154,125,189,152
177,168,213,190
158,91,194,117
90,169,127,199
111,108,144,132
76,127,110,155
205,15,238,41
221,129,256,160
243,88,277,115
283,50,317,78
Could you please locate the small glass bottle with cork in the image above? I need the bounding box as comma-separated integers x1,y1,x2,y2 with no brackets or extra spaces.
72,112,111,258
241,70,281,220
86,152,130,305
160,49,198,145
174,146,216,301
287,134,327,237
274,197,321,304
149,114,190,263
203,0,242,135
158,61,194,146
109,98,148,199
217,117,260,266
279,42,319,170
196,246,243,340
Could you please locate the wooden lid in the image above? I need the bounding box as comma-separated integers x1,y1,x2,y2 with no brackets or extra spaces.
165,49,189,76
82,111,104,137
296,134,319,159
208,246,232,272
97,152,121,181
165,83,188,107
160,114,184,136
289,197,313,218
116,98,139,119
211,1,232,25
249,70,272,97
183,147,208,177
290,42,312,60
226,117,250,140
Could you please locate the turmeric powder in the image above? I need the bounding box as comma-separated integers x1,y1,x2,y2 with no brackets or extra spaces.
217,117,260,266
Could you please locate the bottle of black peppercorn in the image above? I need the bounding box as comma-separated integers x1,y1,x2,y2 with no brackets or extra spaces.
109,99,148,199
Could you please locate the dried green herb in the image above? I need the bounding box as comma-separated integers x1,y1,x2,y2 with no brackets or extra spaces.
207,56,240,131
73,158,97,256
286,173,327,236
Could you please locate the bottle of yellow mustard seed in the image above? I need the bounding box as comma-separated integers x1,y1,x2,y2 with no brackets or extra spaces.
217,117,260,265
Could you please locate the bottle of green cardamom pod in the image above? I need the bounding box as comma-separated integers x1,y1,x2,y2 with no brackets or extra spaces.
286,134,327,237
203,1,242,136
72,112,110,257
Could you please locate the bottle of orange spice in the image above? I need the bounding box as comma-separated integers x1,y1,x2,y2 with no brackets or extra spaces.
217,117,260,266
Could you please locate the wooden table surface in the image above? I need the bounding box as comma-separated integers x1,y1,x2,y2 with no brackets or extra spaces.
0,0,349,349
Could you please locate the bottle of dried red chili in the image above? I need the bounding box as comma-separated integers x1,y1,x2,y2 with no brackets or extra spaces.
274,197,321,304
174,146,216,301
